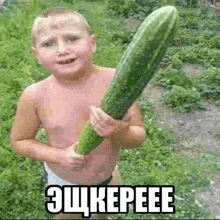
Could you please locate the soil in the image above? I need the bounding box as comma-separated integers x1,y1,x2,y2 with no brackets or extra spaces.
141,64,220,219
123,17,142,31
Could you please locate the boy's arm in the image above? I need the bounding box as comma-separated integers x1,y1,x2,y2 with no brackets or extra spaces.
90,99,146,150
110,100,146,150
10,86,60,164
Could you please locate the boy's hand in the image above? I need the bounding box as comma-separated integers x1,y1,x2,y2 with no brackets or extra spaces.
89,106,135,139
58,141,89,171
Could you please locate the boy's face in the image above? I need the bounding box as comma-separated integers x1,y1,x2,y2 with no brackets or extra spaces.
32,15,96,81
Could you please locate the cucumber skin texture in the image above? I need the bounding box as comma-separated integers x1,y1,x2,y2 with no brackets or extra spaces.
76,6,179,155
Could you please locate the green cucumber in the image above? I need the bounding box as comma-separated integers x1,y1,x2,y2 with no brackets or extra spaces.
76,6,179,155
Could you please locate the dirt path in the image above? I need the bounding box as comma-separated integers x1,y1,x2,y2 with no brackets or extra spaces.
141,64,220,219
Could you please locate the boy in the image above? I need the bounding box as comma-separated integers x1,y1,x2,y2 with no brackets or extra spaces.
10,6,146,219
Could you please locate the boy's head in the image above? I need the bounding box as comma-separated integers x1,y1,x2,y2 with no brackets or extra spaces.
31,7,96,81
32,7,92,48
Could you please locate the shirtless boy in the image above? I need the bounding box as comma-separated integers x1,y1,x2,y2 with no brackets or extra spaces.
10,7,146,219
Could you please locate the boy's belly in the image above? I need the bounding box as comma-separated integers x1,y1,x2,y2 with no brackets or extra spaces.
46,139,120,184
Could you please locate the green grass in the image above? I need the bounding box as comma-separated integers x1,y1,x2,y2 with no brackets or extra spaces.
0,0,220,218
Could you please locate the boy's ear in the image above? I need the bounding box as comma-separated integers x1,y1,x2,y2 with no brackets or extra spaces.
31,47,41,64
31,47,37,58
91,35,97,53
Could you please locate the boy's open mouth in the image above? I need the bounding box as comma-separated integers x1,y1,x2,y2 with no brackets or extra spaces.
58,59,75,65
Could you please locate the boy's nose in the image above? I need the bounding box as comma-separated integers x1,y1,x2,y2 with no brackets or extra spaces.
54,36,68,54
57,40,66,53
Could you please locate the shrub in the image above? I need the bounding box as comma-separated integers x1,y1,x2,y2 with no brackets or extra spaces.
164,85,201,111
135,0,160,20
158,0,176,6
106,0,136,16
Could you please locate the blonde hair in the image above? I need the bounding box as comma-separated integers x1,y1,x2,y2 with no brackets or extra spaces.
32,6,92,47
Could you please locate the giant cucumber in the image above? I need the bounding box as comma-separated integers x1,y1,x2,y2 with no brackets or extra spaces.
76,6,179,155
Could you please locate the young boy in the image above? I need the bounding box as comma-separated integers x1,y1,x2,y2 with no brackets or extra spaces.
10,6,146,219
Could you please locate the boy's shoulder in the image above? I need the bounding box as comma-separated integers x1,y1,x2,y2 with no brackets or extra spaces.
23,78,48,94
23,67,116,96
102,67,116,73
98,67,115,83
21,78,49,104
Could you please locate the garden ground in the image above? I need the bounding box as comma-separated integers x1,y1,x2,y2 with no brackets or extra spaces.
142,65,220,218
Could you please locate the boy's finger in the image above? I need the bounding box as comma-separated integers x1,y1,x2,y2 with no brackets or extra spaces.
72,148,86,158
96,107,115,124
72,141,79,148
90,106,100,120
123,111,134,122
72,148,90,161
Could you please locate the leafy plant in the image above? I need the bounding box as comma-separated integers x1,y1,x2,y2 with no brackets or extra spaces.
134,0,160,20
105,0,136,17
179,0,200,8
200,83,220,101
164,85,200,110
158,0,176,6
110,29,135,45
200,67,220,86
152,68,195,90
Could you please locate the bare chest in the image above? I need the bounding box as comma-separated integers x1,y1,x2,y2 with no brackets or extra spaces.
36,76,110,147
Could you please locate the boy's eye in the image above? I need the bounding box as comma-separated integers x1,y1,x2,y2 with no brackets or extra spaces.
42,36,79,47
43,41,53,47
67,36,78,42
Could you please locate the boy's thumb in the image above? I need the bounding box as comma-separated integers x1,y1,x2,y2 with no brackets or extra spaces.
73,141,79,148
123,111,134,122
72,142,85,158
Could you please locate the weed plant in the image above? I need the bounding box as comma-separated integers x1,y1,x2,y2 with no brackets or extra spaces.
0,0,219,218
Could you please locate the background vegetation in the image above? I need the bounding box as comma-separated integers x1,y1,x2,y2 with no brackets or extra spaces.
0,0,220,218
